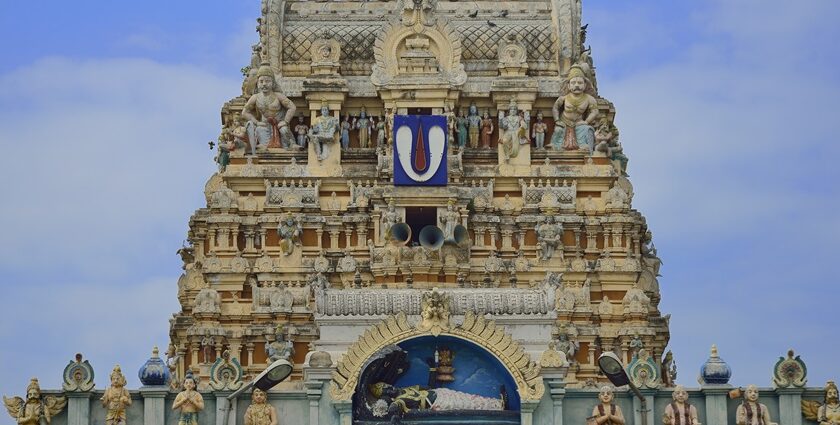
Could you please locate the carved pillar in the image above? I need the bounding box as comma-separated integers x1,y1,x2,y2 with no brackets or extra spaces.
259,228,267,252
316,229,324,250
231,228,240,251
355,222,368,248
140,387,169,425
474,225,485,247
603,228,612,250
776,387,805,425
585,222,599,254
573,227,582,252
218,228,230,250
304,367,333,425
520,400,541,425
343,224,353,248
244,229,255,252
332,400,353,425
329,228,341,250
701,385,731,425
190,340,200,368
544,370,568,425
66,392,92,425
371,210,382,244
246,342,255,367
208,229,217,251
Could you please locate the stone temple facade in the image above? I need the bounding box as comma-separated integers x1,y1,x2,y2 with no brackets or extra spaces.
4,2,832,425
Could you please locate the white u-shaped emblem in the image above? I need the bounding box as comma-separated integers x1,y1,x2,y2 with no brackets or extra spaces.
395,124,446,182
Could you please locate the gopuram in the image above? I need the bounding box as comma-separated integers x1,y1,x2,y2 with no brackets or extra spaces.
3,1,835,425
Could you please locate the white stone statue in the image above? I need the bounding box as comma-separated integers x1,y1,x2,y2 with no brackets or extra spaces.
662,385,701,425
309,103,338,161
193,287,221,314
439,201,461,241
536,216,563,261
499,100,523,161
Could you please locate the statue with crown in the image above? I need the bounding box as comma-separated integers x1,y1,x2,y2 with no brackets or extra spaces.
242,61,297,153
550,63,599,153
4,378,67,425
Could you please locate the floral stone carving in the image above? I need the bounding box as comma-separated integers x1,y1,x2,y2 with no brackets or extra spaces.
209,350,244,391
772,349,807,388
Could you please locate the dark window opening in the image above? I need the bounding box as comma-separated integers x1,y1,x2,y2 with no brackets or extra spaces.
409,107,433,116
404,206,437,245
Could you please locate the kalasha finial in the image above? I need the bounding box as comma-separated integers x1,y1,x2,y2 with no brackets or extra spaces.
710,344,719,358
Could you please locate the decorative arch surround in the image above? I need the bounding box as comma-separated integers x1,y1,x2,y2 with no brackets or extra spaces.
329,310,545,402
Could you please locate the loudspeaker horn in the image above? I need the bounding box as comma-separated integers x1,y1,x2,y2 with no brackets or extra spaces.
419,225,445,250
388,222,412,246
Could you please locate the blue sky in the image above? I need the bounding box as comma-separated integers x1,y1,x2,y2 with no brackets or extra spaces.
0,0,838,406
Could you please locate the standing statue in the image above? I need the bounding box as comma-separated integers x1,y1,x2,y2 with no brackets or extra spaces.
340,114,352,150
536,216,563,261
172,373,204,425
455,109,468,150
101,365,132,425
3,378,67,425
589,385,625,425
382,199,400,242
595,119,628,175
439,201,461,241
663,385,700,425
244,389,278,425
376,116,387,148
736,385,777,425
308,103,338,161
166,344,181,390
277,214,302,256
201,333,216,364
355,108,372,149
294,113,308,150
266,326,295,362
499,100,523,161
661,350,677,388
242,62,296,153
532,112,547,150
480,111,494,149
551,65,598,152
445,106,456,147
385,108,395,145
467,103,481,148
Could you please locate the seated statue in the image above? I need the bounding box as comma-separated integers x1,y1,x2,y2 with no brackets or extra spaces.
242,63,296,153
589,385,624,425
551,65,599,152
663,385,700,425
819,381,840,425
736,385,778,425
308,104,338,161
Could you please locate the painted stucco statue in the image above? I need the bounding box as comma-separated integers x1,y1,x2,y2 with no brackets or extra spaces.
662,385,700,425
3,378,66,425
308,104,338,161
536,216,563,261
803,382,840,425
480,111,494,149
499,100,523,161
382,199,400,242
340,114,352,150
551,65,599,152
277,214,302,255
101,365,132,425
244,389,277,425
467,103,481,148
242,62,296,153
376,116,387,147
367,382,504,421
294,113,308,149
590,385,625,425
355,108,372,149
266,326,295,362
455,109,468,149
594,119,628,175
172,373,204,425
736,385,778,425
532,112,547,150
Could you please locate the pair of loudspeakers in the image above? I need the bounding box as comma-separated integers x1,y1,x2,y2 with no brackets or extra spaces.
388,223,469,249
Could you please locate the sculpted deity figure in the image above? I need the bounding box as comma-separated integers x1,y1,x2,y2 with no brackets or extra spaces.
308,104,338,161
481,111,494,149
499,100,524,161
172,374,204,425
590,385,625,425
266,326,295,362
294,113,308,149
166,344,181,390
551,65,599,152
594,119,628,175
244,389,277,425
556,332,579,360
376,116,387,147
467,103,481,148
382,199,400,242
532,112,547,150
662,385,699,425
242,63,296,153
439,201,461,241
277,214,302,256
201,333,216,363
340,114,352,150
818,381,840,425
536,216,563,261
101,365,131,425
445,106,456,146
455,109,469,149
736,385,777,425
367,382,504,421
355,108,372,149
3,378,67,425
385,108,395,145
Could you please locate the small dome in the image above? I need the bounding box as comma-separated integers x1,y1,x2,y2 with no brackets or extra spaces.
138,346,170,386
700,344,731,385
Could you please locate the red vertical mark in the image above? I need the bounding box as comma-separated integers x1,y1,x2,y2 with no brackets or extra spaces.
414,121,427,171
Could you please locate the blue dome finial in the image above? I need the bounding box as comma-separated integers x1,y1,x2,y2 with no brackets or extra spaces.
699,344,731,385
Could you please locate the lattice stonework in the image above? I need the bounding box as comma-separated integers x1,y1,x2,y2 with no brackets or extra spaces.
457,23,557,61
283,24,379,63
